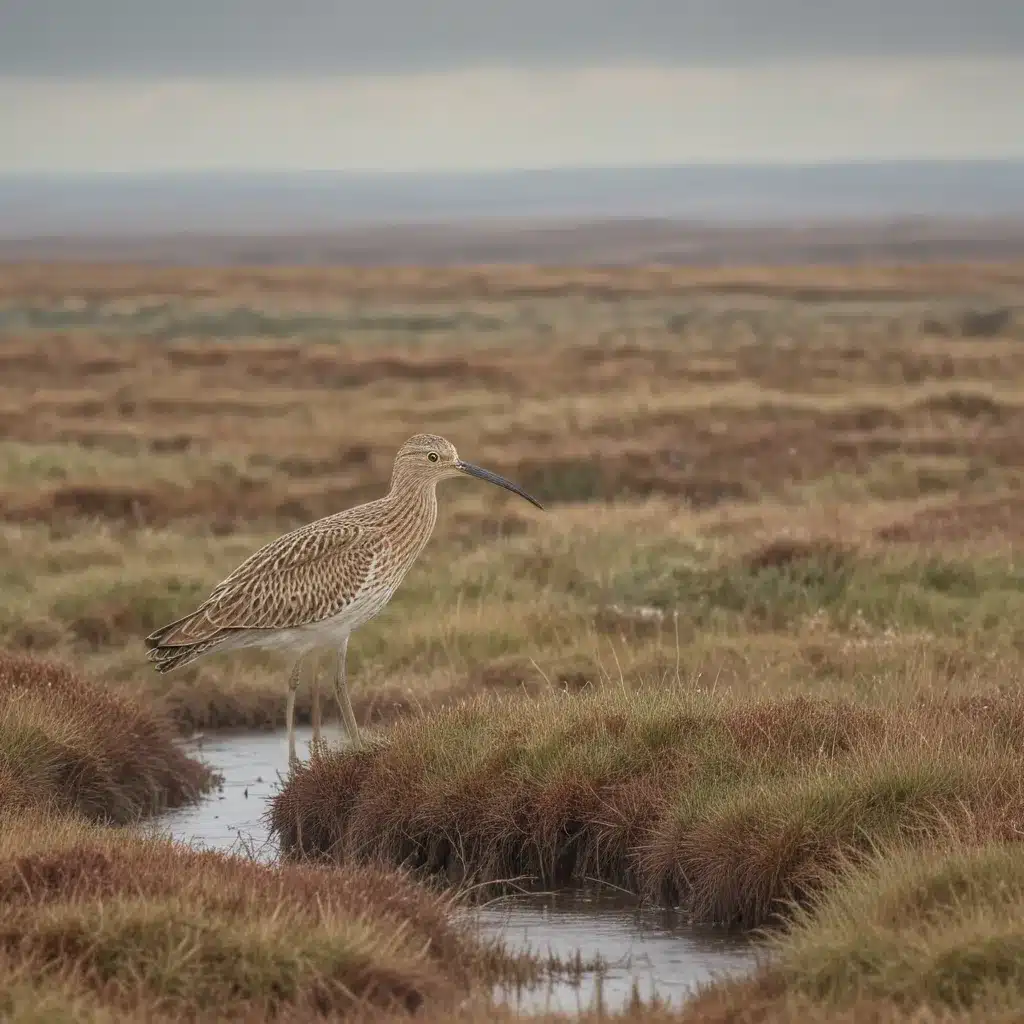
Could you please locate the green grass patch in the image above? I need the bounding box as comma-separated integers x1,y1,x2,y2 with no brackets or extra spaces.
607,538,1024,637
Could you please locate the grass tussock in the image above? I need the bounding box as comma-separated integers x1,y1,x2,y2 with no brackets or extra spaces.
676,841,1024,1023
270,688,1024,928
0,811,532,1022
0,651,211,821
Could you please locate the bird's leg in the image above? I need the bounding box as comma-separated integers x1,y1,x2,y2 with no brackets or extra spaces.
285,652,307,767
310,651,323,757
333,635,361,747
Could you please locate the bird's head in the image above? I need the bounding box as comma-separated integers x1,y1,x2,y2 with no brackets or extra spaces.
392,433,544,509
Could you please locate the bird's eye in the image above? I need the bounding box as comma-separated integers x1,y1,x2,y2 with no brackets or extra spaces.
428,452,439,463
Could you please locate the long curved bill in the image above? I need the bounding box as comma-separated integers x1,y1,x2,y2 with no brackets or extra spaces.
456,460,544,510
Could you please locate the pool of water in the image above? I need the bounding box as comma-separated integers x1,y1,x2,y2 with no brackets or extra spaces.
473,890,757,1014
153,727,760,1012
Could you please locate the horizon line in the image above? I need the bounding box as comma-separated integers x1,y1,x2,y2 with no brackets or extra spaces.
3,158,1024,180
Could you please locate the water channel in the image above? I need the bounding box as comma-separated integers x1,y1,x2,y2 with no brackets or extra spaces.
152,726,760,1013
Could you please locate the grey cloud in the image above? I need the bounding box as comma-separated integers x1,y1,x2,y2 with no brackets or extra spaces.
2,0,1023,76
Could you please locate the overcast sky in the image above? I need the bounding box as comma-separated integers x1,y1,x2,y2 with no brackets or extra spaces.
1,1,1022,172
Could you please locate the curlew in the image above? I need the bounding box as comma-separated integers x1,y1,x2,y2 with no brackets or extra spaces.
145,434,543,763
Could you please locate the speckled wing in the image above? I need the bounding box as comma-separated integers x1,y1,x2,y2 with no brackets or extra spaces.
150,520,390,645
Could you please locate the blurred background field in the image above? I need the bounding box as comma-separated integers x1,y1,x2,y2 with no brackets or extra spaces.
2,262,1023,733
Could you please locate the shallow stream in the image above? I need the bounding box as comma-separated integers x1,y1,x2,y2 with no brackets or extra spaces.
153,727,759,1013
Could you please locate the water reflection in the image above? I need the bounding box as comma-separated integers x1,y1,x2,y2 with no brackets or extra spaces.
155,726,332,861
472,889,757,1013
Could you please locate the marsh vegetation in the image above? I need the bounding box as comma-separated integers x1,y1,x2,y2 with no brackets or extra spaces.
1,262,1024,1019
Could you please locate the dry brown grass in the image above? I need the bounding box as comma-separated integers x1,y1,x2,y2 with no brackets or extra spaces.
1,261,1024,731
269,688,1024,928
0,652,560,1022
0,651,211,821
3,262,1023,302
671,840,1024,1023
0,811,537,1022
2,261,1024,1019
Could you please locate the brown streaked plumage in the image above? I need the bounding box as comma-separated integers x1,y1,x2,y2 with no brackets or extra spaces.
145,433,544,763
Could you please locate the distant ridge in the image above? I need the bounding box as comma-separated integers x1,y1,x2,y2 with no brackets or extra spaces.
3,161,1024,238
3,218,1024,267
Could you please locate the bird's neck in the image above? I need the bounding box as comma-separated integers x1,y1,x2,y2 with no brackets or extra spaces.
383,474,439,551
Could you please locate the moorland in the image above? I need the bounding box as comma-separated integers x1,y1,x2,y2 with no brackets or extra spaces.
1,261,1024,1021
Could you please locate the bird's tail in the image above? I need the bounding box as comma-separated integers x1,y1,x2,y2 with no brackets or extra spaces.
146,637,226,674
145,613,233,674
